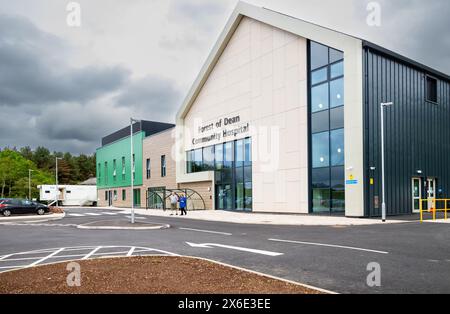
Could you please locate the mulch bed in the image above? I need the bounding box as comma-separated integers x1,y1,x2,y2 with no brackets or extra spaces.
0,256,322,294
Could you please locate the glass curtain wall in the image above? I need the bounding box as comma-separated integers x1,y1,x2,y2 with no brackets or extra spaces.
186,138,252,211
309,41,345,213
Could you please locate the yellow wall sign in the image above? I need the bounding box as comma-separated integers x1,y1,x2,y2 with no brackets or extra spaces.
349,174,354,180
370,178,374,185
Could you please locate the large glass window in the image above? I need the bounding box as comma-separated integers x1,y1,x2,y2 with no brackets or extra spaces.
215,144,223,170
310,42,329,70
311,68,327,85
203,146,215,170
312,132,330,168
330,129,344,166
185,138,252,212
330,61,344,79
224,142,233,169
311,83,329,113
309,41,345,213
330,78,344,108
330,106,344,130
311,110,329,133
235,139,244,168
193,149,202,172
244,138,252,166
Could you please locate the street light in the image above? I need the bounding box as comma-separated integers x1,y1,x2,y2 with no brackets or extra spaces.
130,118,141,224
28,169,34,200
55,157,62,206
380,102,394,222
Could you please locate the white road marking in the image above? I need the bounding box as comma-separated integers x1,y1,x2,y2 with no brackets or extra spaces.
84,213,101,216
0,254,12,261
126,247,136,257
0,266,24,269
124,216,146,220
82,246,102,260
101,212,118,215
179,227,232,236
186,242,283,257
27,248,65,267
0,246,179,273
68,213,84,217
268,238,389,255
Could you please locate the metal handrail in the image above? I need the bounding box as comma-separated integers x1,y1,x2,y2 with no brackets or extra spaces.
419,198,449,222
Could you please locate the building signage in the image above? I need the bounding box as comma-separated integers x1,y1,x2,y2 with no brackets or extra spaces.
346,180,358,185
191,115,250,146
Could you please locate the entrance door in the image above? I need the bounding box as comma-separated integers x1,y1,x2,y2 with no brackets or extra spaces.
412,178,422,213
217,184,233,210
427,178,436,210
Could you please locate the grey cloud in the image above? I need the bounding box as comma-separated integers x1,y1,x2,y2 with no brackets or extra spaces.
114,75,182,123
0,14,130,106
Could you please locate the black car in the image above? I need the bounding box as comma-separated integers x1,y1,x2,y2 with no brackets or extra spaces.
0,199,50,217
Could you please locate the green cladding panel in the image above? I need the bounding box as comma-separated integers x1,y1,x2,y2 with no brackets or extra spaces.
96,132,144,189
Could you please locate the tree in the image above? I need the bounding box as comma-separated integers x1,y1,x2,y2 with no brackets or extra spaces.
32,147,52,170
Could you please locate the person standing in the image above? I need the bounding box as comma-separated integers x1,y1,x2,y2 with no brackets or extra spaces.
169,192,179,216
179,193,187,216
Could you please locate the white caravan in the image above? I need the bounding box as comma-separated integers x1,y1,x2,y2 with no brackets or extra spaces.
38,185,97,206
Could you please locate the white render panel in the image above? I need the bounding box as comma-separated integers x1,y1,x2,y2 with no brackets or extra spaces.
181,17,309,213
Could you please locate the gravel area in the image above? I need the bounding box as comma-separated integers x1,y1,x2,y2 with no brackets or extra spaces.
0,256,322,294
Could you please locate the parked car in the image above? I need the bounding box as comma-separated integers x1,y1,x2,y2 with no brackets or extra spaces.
0,199,50,217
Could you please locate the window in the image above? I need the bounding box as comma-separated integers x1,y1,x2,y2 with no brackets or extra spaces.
113,159,117,181
310,42,329,70
330,129,344,166
312,168,330,189
311,82,329,112
193,149,202,172
309,41,345,213
98,163,101,183
311,110,329,133
122,189,126,201
215,144,223,170
66,190,71,194
426,76,438,103
45,190,50,194
330,61,344,79
235,139,244,168
203,146,215,170
312,132,330,168
113,190,117,201
104,162,108,185
121,157,126,180
330,106,344,130
311,67,327,85
244,138,252,166
161,155,166,177
105,191,108,201
330,78,344,108
146,158,151,179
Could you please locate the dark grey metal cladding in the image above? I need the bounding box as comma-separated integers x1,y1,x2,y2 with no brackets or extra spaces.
101,120,175,147
363,48,450,217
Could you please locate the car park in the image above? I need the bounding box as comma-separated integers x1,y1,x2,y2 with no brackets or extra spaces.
0,199,50,217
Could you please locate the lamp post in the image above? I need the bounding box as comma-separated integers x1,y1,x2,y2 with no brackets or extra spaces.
28,169,34,200
380,102,394,222
130,118,141,224
55,157,62,206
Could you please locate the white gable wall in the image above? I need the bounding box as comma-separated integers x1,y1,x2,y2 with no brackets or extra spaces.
182,17,309,213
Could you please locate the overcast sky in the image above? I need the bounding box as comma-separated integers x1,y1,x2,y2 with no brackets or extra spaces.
0,0,449,155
